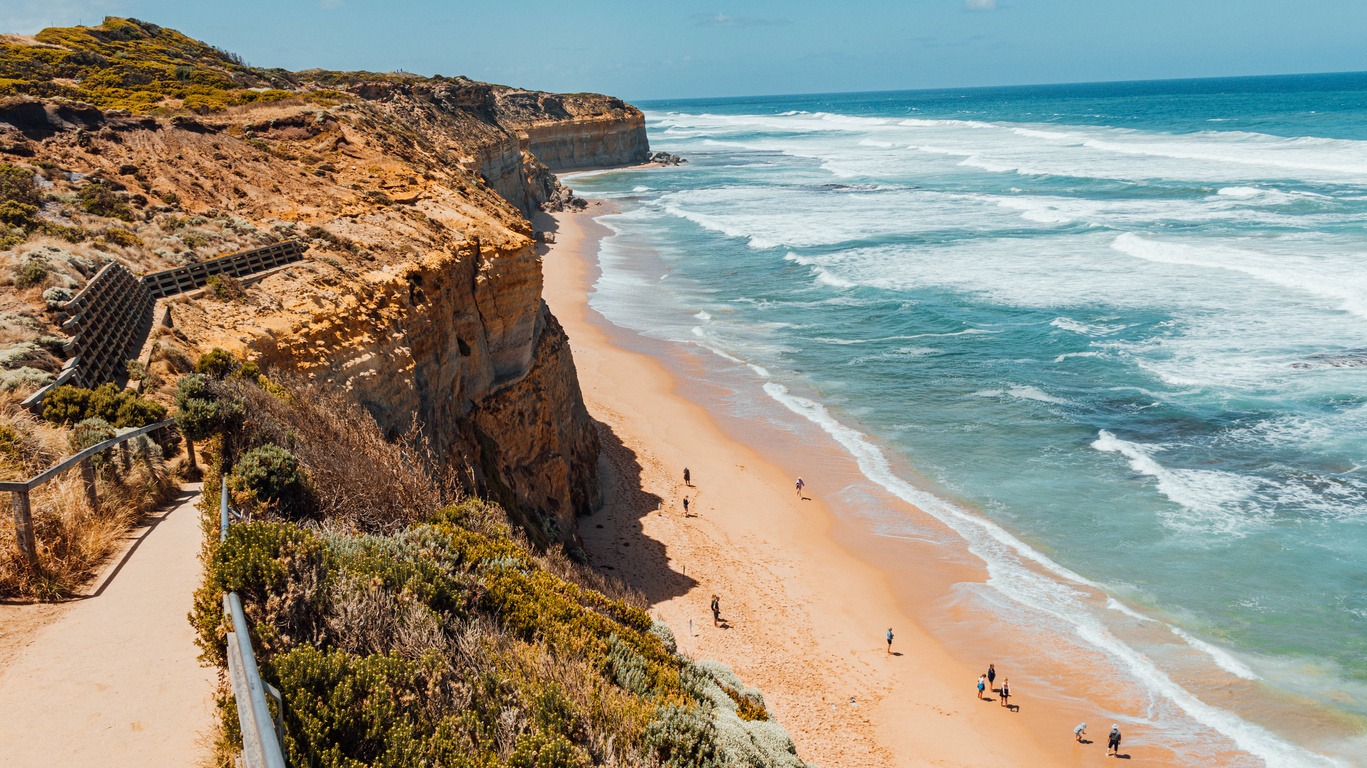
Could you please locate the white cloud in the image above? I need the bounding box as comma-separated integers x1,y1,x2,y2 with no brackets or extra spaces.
964,0,997,10
695,12,790,28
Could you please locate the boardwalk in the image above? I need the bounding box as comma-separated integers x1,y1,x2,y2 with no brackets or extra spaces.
0,486,215,767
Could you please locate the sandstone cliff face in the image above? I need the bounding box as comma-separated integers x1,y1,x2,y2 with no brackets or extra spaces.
0,65,646,548
492,89,650,171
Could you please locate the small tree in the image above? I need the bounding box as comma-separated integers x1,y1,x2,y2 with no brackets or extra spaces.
174,373,245,470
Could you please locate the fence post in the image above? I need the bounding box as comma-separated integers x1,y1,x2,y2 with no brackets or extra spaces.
186,436,198,470
120,442,132,474
80,458,100,512
220,475,230,542
10,489,39,569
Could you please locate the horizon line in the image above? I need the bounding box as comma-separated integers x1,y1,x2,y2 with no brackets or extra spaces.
630,67,1367,105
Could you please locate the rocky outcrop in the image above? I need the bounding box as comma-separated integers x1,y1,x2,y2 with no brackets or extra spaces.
491,89,650,171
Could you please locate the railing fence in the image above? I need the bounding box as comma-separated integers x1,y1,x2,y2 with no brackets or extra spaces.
1,418,175,569
219,476,288,768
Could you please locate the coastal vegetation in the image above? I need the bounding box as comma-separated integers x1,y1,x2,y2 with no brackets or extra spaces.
0,17,342,114
191,368,809,768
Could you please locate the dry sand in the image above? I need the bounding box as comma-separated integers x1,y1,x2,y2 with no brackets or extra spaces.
538,206,1192,768
0,486,215,767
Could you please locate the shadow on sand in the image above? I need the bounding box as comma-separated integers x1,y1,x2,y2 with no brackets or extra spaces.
580,419,698,605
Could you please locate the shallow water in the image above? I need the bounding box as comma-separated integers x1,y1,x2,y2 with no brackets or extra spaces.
570,72,1367,767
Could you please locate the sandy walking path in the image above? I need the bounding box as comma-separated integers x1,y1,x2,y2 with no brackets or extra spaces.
0,486,216,767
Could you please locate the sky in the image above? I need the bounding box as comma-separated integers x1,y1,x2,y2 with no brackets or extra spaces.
4,0,1366,101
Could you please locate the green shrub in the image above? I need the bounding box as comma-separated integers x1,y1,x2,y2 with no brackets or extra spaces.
41,385,92,425
14,258,48,289
99,227,141,247
192,521,332,663
39,221,89,242
0,199,37,227
0,164,39,209
235,359,261,381
76,181,133,221
46,383,166,428
643,705,724,768
231,444,312,516
194,348,239,378
0,164,39,232
69,417,115,452
205,274,247,302
86,382,167,427
270,645,474,768
89,382,165,426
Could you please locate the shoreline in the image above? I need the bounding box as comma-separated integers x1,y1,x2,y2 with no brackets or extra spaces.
537,206,1190,767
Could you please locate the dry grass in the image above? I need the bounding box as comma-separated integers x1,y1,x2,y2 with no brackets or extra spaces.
228,376,455,532
0,404,179,599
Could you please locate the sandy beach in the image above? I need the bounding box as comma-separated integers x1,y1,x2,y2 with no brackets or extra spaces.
536,205,1202,767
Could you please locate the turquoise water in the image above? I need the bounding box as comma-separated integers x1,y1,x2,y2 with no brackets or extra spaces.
570,73,1367,766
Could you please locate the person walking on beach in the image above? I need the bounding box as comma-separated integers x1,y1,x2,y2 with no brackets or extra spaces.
999,678,1010,708
683,496,690,514
987,663,997,691
1074,723,1087,742
886,627,894,654
684,467,691,487
795,477,805,498
711,594,721,626
1107,724,1122,756
977,675,986,699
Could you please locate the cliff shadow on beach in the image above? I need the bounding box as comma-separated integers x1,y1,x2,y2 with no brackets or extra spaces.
582,419,698,605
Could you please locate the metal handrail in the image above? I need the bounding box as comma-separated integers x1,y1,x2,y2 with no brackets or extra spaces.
0,419,176,493
219,476,287,768
4,418,176,568
225,592,287,768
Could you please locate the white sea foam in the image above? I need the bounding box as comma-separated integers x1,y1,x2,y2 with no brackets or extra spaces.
972,386,1071,406
1091,430,1265,536
1170,627,1260,681
813,329,995,345
1111,233,1367,322
694,310,712,321
1051,317,1127,336
1055,351,1102,362
1007,385,1071,405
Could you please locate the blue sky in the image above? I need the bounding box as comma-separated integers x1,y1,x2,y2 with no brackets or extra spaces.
5,0,1365,100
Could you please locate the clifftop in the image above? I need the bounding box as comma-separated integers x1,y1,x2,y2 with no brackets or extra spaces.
0,18,650,548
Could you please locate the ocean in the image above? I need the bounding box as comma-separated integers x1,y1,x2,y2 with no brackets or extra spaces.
567,72,1367,766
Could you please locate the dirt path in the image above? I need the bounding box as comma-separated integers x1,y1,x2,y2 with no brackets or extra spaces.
0,486,216,767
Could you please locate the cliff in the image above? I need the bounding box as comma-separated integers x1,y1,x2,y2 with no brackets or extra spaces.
491,89,650,171
0,18,651,549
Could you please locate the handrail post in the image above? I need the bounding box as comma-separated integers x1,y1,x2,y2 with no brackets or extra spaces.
10,489,38,569
220,475,229,542
79,458,100,513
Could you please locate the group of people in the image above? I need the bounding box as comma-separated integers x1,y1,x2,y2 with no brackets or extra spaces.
1075,722,1125,756
974,663,1011,708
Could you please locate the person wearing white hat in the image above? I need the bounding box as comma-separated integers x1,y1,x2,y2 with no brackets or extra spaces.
1073,722,1087,742
1107,724,1122,756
